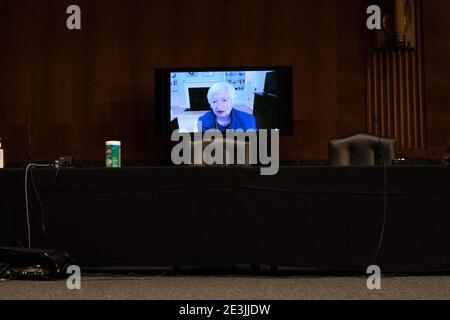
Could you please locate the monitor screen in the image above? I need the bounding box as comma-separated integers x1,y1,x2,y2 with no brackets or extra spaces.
155,66,293,136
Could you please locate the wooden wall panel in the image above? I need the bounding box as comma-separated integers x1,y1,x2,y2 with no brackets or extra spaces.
0,0,366,162
367,49,426,151
423,0,450,158
366,0,427,157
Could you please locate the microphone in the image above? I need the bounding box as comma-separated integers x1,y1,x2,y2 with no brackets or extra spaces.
374,120,384,165
376,135,383,166
27,114,32,164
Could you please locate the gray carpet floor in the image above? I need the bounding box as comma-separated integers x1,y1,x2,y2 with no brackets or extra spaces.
2,275,450,300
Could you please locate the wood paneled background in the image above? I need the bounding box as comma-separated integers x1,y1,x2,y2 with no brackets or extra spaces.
366,0,427,154
0,0,448,162
423,0,450,158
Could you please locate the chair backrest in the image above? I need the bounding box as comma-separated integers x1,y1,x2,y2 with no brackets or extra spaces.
188,138,253,165
329,133,396,166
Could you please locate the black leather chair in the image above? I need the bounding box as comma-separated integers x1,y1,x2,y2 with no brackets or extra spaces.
328,133,396,166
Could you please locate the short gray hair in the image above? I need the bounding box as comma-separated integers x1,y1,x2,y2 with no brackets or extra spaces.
207,82,236,102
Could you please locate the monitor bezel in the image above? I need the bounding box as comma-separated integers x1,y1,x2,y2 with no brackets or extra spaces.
155,66,293,137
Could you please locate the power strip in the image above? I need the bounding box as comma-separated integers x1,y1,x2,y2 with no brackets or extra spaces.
11,266,52,280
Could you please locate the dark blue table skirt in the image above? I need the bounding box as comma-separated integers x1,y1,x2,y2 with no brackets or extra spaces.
0,166,449,273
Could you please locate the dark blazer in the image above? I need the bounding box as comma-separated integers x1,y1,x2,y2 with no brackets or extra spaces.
198,109,258,133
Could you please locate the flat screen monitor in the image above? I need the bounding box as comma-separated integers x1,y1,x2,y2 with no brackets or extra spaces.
155,66,293,136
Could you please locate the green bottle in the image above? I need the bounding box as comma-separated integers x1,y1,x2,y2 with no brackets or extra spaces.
105,141,121,168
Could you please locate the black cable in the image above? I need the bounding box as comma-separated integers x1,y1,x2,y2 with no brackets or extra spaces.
29,166,51,242
25,163,52,248
0,225,24,248
49,164,62,193
371,139,388,264
48,165,62,236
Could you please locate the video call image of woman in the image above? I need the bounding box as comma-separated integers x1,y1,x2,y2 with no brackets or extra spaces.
198,83,258,133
